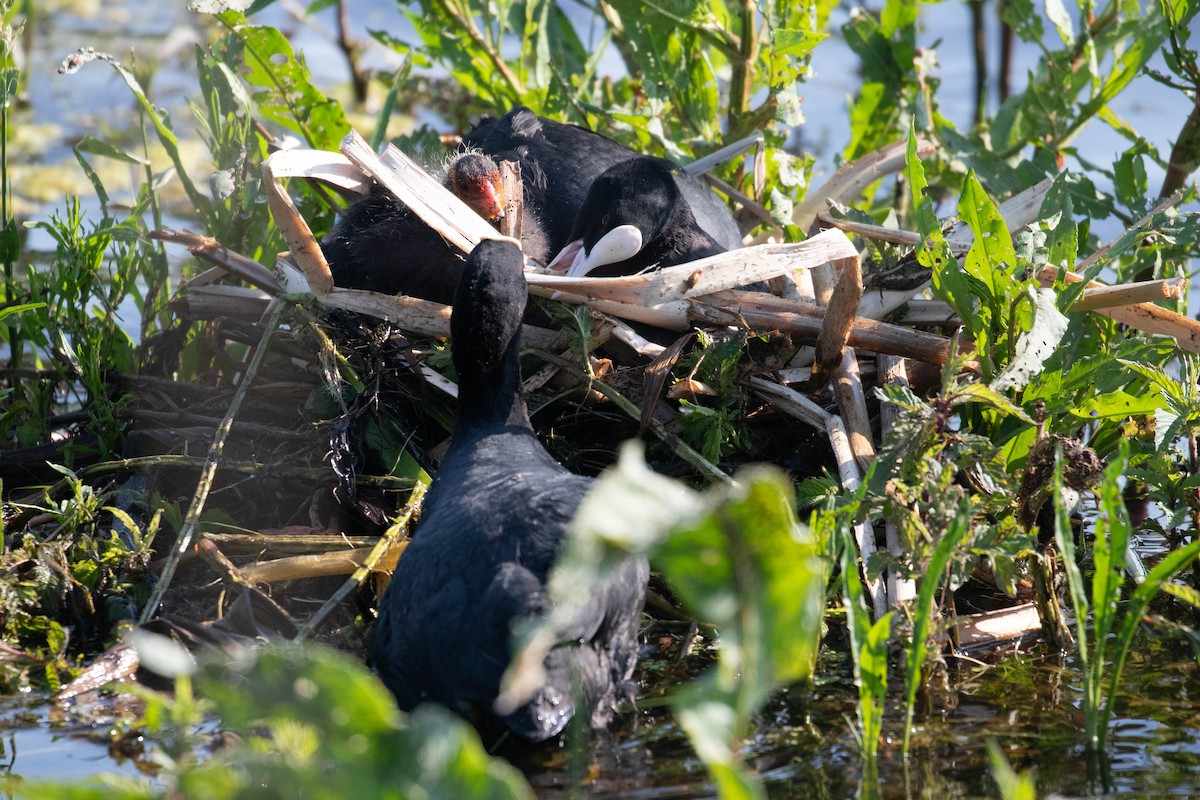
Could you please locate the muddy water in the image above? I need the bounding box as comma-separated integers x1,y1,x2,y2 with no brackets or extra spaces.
5,2,1200,797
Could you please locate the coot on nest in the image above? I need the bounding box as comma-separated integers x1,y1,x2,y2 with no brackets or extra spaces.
548,156,742,278
369,239,649,741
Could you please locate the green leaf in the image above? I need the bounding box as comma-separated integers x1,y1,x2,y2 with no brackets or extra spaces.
1070,389,1165,419
524,444,825,796
903,495,971,754
73,135,150,165
774,29,827,58
991,287,1068,392
907,124,967,333
214,25,349,150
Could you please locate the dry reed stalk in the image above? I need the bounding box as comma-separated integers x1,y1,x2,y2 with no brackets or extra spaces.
832,348,876,474
811,256,864,390
1069,277,1187,310
202,532,377,554
238,545,405,584
1034,266,1200,352
151,228,284,293
169,285,273,322
497,160,523,242
695,290,952,364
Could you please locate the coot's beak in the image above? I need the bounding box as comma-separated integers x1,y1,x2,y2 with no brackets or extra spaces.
547,239,583,274
479,180,505,220
548,225,643,278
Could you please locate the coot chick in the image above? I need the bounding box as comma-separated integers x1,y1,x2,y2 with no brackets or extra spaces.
549,156,742,278
369,239,648,741
444,150,506,221
322,151,548,302
462,107,637,255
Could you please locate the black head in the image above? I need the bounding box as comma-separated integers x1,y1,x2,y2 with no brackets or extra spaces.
446,152,505,221
451,239,528,396
576,157,680,253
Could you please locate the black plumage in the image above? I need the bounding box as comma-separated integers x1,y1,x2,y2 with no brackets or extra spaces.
322,184,465,305
549,156,743,278
369,239,648,741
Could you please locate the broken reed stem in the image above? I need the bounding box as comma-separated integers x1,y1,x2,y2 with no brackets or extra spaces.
140,300,289,623
497,160,523,242
1069,277,1187,311
238,545,398,584
296,477,429,639
832,348,876,475
151,228,284,294
878,354,917,606
697,290,952,364
810,256,864,392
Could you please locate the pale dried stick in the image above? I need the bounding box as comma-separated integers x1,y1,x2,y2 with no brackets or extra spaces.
747,377,887,618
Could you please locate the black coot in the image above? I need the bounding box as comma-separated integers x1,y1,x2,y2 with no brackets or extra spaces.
322,184,464,304
369,239,648,741
548,156,742,278
462,107,637,256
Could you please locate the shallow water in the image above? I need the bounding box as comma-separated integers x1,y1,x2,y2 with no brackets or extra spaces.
5,1,1200,797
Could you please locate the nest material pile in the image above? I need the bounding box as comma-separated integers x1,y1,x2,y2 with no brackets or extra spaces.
40,126,1200,697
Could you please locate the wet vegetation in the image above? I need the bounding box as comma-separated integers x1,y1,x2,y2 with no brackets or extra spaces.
1,0,1200,797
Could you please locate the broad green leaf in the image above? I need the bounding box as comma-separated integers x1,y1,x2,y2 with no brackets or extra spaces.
73,135,149,165
907,125,968,333
951,382,1036,424
1070,390,1164,419
991,287,1069,393
774,29,827,58
959,170,1019,313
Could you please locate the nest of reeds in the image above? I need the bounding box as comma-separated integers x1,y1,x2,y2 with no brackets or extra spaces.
45,125,1200,696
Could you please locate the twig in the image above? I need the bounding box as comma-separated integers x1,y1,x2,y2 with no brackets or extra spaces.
694,290,952,364
810,256,864,392
140,300,288,623
1070,277,1187,311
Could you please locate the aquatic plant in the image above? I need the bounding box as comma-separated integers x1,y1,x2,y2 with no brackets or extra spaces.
1054,446,1200,752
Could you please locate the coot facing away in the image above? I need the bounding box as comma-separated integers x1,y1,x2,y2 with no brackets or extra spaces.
369,239,649,741
549,156,743,278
